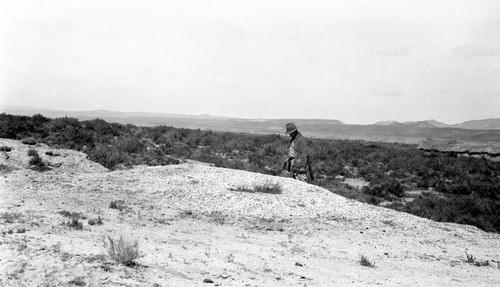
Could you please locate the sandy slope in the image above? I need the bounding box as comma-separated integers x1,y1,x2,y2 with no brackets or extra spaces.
1,139,499,286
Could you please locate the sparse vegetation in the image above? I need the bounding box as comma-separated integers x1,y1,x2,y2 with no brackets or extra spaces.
0,163,11,172
0,145,12,152
465,251,492,267
27,148,50,171
21,137,36,145
253,180,283,194
68,277,86,286
465,251,476,263
64,218,83,230
1,113,499,233
475,260,490,267
0,212,23,223
206,210,226,224
178,210,197,219
88,216,104,226
58,210,85,219
103,235,140,266
2,228,27,235
360,255,375,267
109,200,126,210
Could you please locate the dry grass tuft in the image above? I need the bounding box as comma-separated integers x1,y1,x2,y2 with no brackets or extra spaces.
465,251,476,264
231,179,283,194
103,236,140,266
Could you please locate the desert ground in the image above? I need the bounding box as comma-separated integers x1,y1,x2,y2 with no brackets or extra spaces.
1,138,499,286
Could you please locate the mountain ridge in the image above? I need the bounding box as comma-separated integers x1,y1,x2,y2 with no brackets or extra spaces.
2,105,499,128
2,106,499,145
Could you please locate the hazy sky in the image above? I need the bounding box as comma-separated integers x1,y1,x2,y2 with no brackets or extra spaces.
1,0,499,124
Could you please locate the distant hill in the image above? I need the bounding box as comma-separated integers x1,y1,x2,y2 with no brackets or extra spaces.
374,120,450,128
0,106,225,120
453,118,500,130
1,105,499,144
373,120,401,126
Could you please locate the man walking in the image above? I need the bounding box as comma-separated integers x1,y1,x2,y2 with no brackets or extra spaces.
283,122,310,182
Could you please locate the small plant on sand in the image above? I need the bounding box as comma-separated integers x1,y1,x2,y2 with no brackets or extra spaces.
68,276,86,286
109,200,126,211
21,137,36,145
58,210,85,219
253,180,283,194
465,250,494,267
88,216,104,226
27,149,50,172
65,218,84,230
360,255,375,267
0,163,12,172
475,260,490,267
231,179,283,194
103,235,140,266
465,251,476,264
206,210,226,224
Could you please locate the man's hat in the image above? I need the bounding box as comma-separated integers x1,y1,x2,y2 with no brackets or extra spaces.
285,122,298,134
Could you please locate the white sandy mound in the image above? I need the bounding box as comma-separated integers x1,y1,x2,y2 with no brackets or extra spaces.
1,145,499,286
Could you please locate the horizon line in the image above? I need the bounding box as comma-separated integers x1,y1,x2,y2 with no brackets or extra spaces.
0,104,497,126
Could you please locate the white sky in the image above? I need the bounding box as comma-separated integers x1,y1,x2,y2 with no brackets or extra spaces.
1,0,499,124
